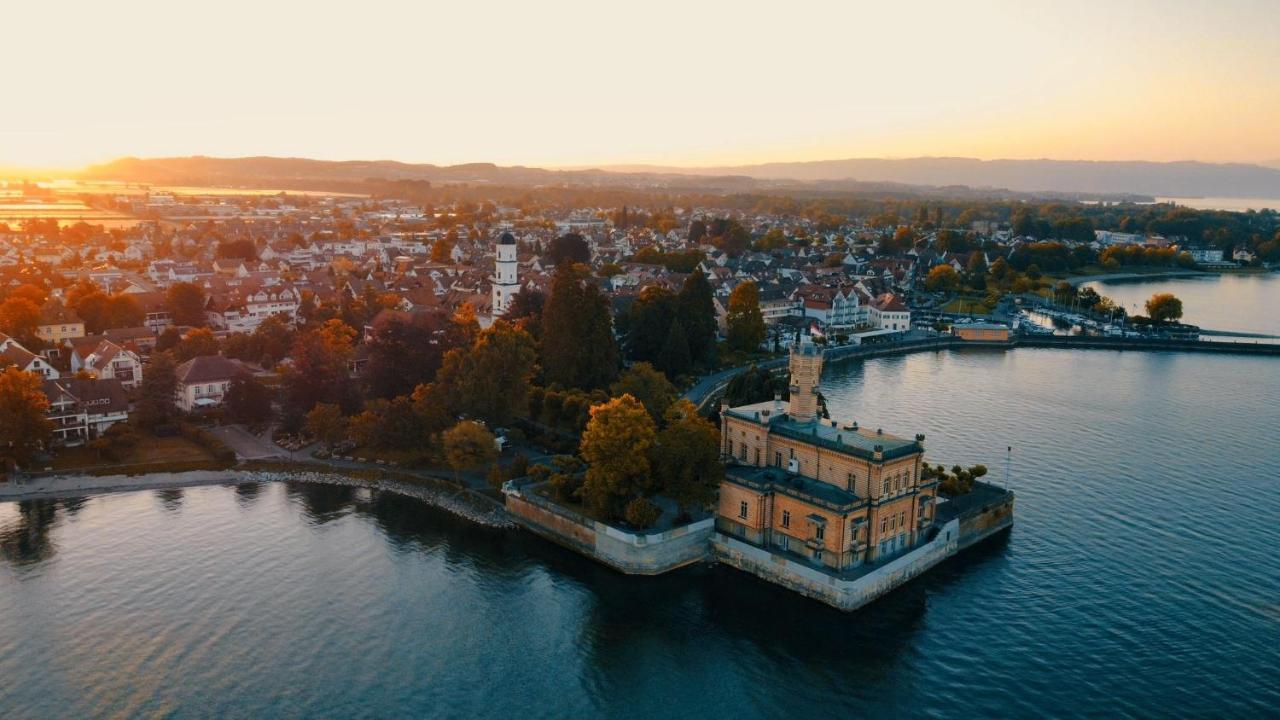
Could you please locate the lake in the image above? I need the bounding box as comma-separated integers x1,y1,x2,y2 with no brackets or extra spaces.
4,344,1280,718
1083,272,1280,337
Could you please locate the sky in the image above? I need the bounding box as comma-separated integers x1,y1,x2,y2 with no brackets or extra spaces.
4,0,1279,171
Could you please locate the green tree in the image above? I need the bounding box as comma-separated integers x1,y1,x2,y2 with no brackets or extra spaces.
437,319,538,425
135,351,178,428
1145,293,1184,323
621,286,676,364
656,317,692,377
224,372,273,425
0,368,53,470
610,362,676,425
726,282,765,352
653,399,723,514
442,420,497,482
578,394,657,519
166,282,206,327
540,265,619,390
677,269,717,366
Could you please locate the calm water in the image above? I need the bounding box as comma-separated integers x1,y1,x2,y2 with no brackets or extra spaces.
1156,196,1280,212
4,350,1280,717
1084,272,1280,337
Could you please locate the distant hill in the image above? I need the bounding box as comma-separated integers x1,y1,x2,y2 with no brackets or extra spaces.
84,155,1254,202
597,157,1280,199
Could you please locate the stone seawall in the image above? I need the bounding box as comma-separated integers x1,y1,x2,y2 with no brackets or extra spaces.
711,520,962,612
0,468,514,529
504,486,713,575
956,492,1015,550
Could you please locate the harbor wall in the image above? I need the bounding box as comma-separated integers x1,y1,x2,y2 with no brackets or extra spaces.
503,484,713,575
956,491,1015,550
711,519,961,612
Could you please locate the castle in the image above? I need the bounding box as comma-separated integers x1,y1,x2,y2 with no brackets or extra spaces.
716,337,938,570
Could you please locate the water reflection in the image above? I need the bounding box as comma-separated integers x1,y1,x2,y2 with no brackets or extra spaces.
233,482,262,509
284,481,355,523
154,488,184,512
0,500,61,566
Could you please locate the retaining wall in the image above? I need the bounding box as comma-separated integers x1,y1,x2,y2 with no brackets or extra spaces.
503,484,714,574
711,519,961,611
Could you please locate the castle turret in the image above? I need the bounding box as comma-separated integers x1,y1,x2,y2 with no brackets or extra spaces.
787,336,824,422
492,232,519,314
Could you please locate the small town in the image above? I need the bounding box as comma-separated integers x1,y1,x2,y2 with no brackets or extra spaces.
4,3,1280,714
1,178,1275,607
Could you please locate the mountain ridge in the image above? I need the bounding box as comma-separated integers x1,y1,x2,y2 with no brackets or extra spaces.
78,155,1280,200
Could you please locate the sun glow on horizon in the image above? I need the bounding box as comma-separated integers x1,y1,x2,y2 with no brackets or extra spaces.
4,0,1279,171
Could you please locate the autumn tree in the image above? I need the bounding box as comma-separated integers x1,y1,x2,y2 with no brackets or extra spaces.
166,282,207,327
925,264,960,293
1146,293,1184,324
578,394,657,519
504,287,545,337
442,420,497,482
304,403,347,449
437,319,538,425
0,297,41,342
176,327,220,361
610,362,676,425
281,320,358,429
726,282,765,352
0,368,53,470
652,400,722,514
540,264,619,390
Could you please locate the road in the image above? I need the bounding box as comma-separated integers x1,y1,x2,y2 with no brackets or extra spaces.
208,425,288,461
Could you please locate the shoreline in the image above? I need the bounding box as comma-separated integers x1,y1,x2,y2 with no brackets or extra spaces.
1064,269,1212,286
0,467,514,529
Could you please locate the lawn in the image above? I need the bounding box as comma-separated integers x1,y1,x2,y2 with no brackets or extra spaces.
940,297,992,315
51,435,216,472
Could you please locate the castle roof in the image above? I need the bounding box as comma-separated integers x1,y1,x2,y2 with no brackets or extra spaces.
724,399,921,462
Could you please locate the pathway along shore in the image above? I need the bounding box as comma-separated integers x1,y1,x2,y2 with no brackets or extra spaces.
0,467,514,529
684,332,1280,410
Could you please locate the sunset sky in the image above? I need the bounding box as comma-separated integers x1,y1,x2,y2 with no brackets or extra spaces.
5,0,1279,171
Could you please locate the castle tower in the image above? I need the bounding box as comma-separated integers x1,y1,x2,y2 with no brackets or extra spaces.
491,231,519,314
787,336,824,422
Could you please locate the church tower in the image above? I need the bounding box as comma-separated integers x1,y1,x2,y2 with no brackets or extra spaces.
492,231,519,314
787,336,824,422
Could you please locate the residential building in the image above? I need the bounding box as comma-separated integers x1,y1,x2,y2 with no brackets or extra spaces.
35,299,85,344
73,339,144,389
42,377,130,446
174,355,244,412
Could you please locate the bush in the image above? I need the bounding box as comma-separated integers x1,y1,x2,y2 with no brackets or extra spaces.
549,472,583,503
623,497,661,529
179,423,237,463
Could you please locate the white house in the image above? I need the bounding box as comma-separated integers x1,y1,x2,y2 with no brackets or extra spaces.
73,339,144,389
174,355,246,412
